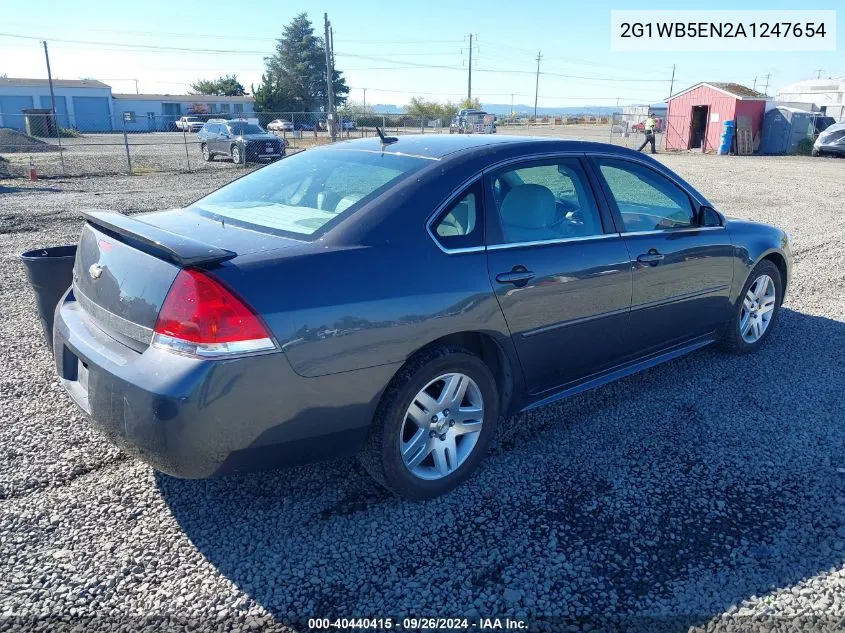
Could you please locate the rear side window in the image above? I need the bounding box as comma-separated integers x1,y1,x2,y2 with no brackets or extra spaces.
187,149,431,238
595,158,695,232
431,182,483,250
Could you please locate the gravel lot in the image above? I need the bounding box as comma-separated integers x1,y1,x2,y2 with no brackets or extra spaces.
1,153,844,632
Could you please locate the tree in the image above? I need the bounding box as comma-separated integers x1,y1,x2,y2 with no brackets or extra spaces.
338,100,374,117
405,97,458,124
253,13,348,112
190,74,246,96
459,97,482,110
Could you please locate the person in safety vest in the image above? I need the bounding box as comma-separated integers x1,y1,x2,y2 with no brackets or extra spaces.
638,113,658,154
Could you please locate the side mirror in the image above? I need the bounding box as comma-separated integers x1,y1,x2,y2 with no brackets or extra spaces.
699,206,722,227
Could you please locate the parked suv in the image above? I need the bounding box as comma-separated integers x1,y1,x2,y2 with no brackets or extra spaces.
197,119,285,164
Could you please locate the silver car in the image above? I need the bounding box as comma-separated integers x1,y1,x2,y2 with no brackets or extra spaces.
813,122,845,157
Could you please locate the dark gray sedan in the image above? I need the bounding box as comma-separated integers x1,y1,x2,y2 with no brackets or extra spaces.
53,135,792,499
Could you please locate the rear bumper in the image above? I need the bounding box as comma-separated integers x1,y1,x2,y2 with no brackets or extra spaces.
53,290,397,478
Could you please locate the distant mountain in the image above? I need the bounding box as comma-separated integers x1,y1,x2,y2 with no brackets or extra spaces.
366,102,621,116
368,103,405,114
481,103,622,116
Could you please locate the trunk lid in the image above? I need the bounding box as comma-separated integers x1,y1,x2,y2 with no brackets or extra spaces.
73,209,303,349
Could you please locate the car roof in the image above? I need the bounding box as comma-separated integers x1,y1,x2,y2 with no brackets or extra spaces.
320,134,646,161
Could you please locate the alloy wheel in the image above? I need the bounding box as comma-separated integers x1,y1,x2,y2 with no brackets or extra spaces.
399,373,484,481
739,274,777,343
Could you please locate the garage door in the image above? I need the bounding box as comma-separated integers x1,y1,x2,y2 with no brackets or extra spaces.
39,95,70,128
72,96,112,132
0,95,35,130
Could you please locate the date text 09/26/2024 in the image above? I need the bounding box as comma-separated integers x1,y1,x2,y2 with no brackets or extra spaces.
307,617,528,630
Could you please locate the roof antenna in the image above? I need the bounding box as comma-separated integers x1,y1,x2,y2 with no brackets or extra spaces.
375,126,398,145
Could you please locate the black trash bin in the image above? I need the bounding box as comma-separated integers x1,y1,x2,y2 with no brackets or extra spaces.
20,245,77,351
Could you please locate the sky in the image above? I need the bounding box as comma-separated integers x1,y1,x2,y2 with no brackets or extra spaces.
0,0,841,110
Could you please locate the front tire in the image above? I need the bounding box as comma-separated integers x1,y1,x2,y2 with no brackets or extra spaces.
231,145,242,164
359,347,499,500
719,259,782,354
201,143,212,162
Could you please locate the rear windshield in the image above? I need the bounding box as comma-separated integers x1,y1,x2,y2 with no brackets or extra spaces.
186,149,431,238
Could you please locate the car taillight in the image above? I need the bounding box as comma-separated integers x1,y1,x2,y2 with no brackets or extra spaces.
152,269,275,358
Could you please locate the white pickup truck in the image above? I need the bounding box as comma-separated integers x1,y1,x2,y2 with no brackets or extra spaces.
174,116,204,132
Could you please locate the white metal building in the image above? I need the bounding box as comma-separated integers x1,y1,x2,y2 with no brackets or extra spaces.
112,94,256,131
0,77,256,133
776,78,845,122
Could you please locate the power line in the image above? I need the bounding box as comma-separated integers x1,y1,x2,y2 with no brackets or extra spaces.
0,32,682,84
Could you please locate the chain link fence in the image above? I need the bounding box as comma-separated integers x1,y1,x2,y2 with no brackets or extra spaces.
1,110,685,179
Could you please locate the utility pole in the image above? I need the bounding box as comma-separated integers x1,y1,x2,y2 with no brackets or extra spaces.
467,34,473,101
815,68,824,79
41,40,64,174
534,51,542,121
362,88,366,110
134,79,139,95
763,72,771,97
42,41,57,125
324,13,336,142
752,76,757,91
669,64,676,97
510,93,514,117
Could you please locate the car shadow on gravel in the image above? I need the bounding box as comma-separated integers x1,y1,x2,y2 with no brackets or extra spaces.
156,308,845,629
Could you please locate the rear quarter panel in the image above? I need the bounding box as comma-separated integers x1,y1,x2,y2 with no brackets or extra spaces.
215,244,512,379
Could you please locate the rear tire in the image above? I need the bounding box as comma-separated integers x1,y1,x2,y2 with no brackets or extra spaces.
359,346,499,500
719,259,782,354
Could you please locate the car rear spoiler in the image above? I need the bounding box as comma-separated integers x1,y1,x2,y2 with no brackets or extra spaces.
81,210,237,267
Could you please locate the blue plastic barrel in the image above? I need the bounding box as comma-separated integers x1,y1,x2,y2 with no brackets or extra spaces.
718,120,735,155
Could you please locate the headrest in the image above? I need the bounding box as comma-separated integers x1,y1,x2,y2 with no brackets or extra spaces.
500,184,557,229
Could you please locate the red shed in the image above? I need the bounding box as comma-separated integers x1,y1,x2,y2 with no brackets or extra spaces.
664,82,767,152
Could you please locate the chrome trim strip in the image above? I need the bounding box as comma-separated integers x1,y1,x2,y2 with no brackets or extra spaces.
74,283,154,344
522,306,630,339
151,333,276,358
487,232,621,251
631,284,731,312
622,226,726,236
425,175,486,255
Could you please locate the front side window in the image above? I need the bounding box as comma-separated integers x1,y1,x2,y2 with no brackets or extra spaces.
595,159,695,232
431,183,482,250
490,158,604,244
187,149,431,238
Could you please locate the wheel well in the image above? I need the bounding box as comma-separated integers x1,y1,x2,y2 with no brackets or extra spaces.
761,252,788,297
408,332,516,417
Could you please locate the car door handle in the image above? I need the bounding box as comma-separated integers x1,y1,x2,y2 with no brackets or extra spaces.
636,251,665,264
496,270,535,285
